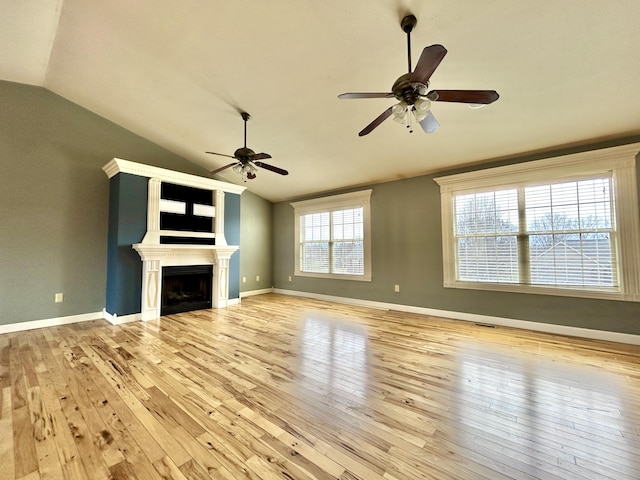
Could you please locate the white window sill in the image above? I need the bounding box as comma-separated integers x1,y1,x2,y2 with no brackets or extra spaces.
445,279,639,302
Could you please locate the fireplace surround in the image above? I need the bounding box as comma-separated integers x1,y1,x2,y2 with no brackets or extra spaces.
103,159,245,322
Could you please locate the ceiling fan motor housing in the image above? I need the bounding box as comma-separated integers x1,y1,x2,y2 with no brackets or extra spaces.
234,147,255,162
392,73,426,105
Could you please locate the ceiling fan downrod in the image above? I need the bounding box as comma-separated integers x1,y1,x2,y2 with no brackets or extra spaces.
401,14,417,73
241,112,250,148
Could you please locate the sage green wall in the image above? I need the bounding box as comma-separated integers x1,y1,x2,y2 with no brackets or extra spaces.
0,81,213,325
3,79,639,336
273,139,640,336
240,190,273,291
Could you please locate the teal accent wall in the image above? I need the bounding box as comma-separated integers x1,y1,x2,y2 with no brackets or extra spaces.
105,174,148,316
225,193,241,299
273,139,640,336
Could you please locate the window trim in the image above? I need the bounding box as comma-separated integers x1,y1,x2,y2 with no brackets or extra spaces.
434,143,640,301
291,189,372,282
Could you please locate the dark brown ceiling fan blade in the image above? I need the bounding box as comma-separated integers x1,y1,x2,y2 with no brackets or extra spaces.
409,44,447,85
358,107,394,137
338,92,395,99
249,152,272,161
205,151,236,159
254,161,288,176
419,111,440,133
427,89,499,104
210,162,238,175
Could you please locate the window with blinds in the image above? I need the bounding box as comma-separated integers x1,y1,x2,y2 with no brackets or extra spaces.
300,208,364,275
434,143,640,301
291,190,372,281
454,177,617,288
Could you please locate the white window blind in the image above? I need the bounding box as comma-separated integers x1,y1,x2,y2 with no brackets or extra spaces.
525,178,615,288
292,190,372,281
434,143,640,301
300,211,330,273
331,208,364,275
453,177,617,289
455,189,519,283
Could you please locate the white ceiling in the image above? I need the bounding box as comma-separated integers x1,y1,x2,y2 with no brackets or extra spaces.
3,1,640,202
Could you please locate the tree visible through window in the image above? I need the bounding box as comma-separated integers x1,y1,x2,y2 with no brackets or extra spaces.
455,189,519,283
454,178,616,288
434,143,640,301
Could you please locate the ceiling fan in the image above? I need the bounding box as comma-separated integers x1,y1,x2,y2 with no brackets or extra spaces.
206,112,288,181
339,14,499,136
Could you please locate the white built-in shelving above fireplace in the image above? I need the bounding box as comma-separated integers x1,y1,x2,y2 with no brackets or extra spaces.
103,158,245,321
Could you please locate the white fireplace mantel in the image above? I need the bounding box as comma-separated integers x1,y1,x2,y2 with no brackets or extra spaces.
103,158,245,321
133,244,239,320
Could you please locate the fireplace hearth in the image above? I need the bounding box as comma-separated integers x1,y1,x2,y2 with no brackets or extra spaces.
161,265,213,315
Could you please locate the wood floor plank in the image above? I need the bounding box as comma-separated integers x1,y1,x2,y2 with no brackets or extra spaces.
0,386,15,479
2,294,640,479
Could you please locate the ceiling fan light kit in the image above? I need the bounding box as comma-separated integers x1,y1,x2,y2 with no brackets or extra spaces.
338,14,499,136
206,112,288,181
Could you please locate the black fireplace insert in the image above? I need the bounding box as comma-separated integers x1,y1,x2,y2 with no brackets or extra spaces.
161,265,213,315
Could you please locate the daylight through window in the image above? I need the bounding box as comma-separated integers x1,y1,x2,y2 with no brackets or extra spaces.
454,177,617,288
434,144,640,301
291,190,372,281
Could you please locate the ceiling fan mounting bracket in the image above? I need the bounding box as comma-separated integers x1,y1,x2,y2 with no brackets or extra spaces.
401,14,417,33
240,112,250,122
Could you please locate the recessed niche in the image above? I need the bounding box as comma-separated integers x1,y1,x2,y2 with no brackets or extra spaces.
160,182,214,232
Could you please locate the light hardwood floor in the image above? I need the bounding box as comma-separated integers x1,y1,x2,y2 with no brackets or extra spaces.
1,293,640,479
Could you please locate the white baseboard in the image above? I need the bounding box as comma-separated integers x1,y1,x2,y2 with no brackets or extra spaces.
0,311,104,334
240,288,275,298
272,288,640,346
5,292,639,346
103,309,142,325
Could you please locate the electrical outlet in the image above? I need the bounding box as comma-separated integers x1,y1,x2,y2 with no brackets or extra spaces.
55,293,64,303
394,284,400,293
256,275,260,282
288,276,292,282
242,277,246,283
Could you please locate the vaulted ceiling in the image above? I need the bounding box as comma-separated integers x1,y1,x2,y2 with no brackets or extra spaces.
3,1,640,202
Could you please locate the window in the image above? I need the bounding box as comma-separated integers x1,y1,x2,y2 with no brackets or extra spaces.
434,143,640,301
291,190,372,281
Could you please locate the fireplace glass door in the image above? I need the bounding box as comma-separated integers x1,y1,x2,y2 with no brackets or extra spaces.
161,265,213,315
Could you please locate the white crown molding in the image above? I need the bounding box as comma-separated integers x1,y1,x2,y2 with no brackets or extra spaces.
102,158,246,195
290,189,372,212
434,142,640,192
272,289,640,346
